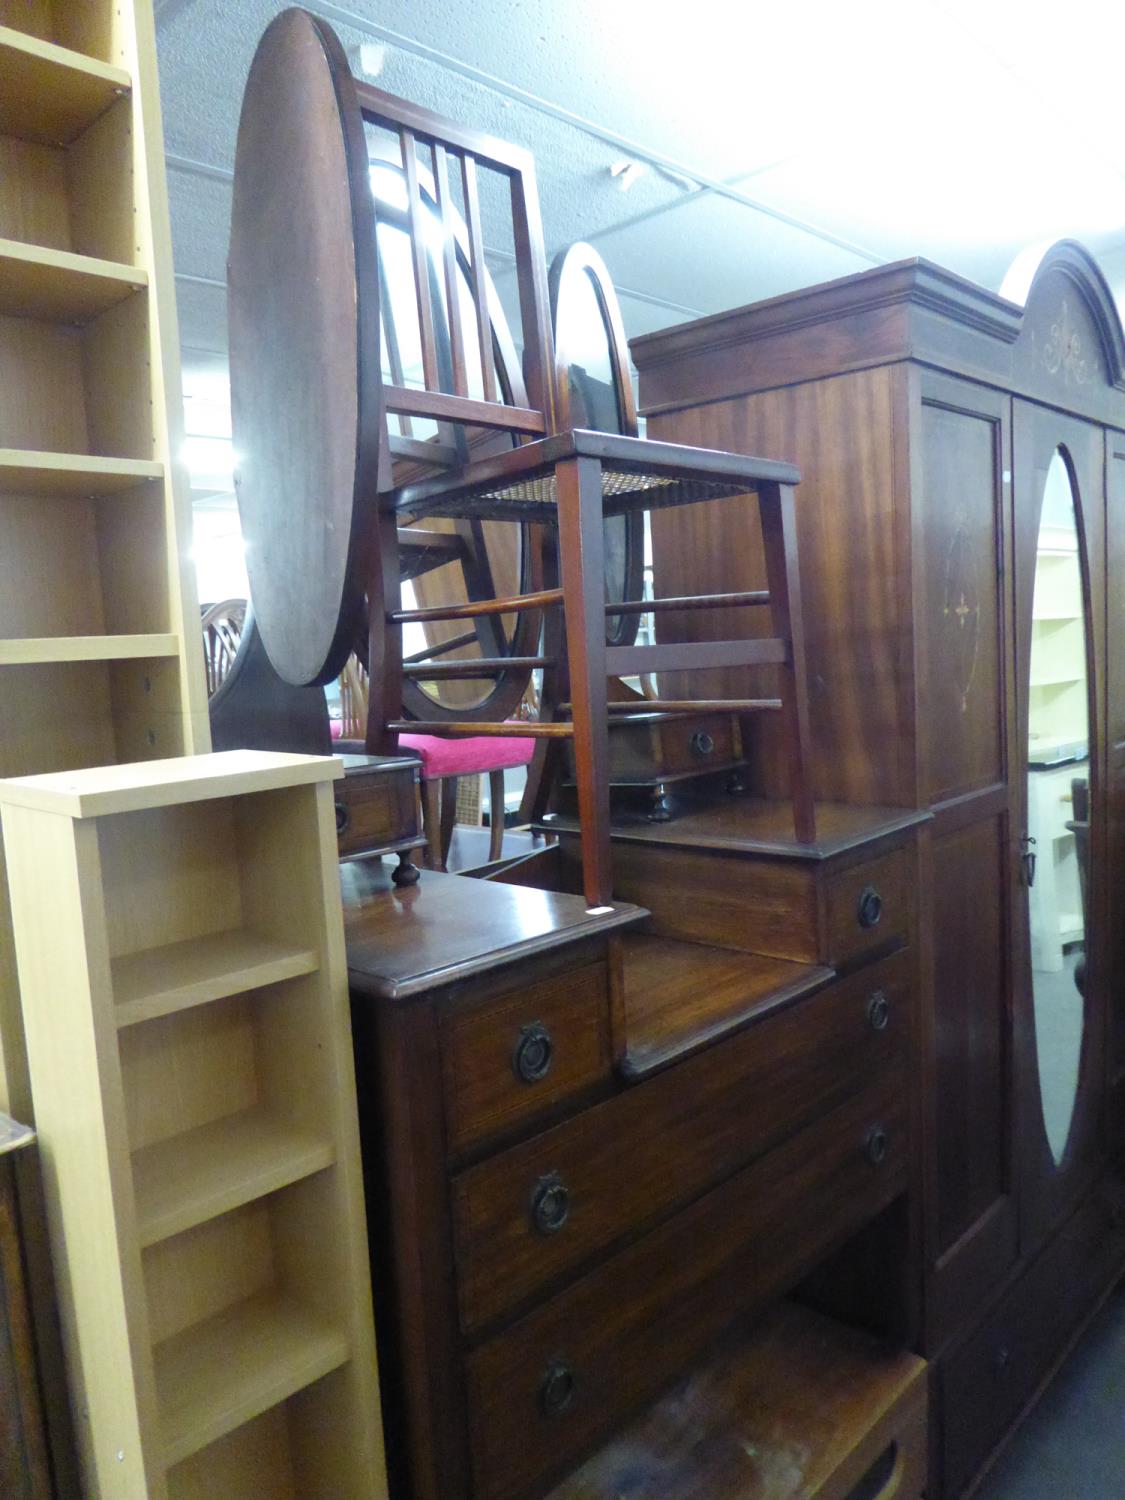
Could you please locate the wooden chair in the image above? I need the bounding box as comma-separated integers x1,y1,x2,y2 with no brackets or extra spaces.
200,598,246,698
229,11,816,908
338,654,531,869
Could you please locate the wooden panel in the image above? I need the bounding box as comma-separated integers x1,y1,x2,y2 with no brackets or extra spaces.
466,1076,908,1500
647,367,911,806
0,1147,52,1500
917,379,1008,805
928,815,1014,1291
0,316,88,451
824,846,912,967
0,135,70,250
940,1181,1125,1499
605,841,819,961
545,1302,927,1500
441,961,612,1155
453,949,909,1333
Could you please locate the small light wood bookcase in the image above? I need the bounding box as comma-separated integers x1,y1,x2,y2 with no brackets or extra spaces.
0,751,387,1500
0,0,211,1120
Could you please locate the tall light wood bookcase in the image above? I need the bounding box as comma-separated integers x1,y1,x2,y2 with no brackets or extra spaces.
0,751,387,1499
0,0,210,1121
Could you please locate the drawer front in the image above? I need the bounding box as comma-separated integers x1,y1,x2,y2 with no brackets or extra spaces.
941,1183,1125,1498
565,713,740,785
335,764,419,857
467,1076,909,1500
648,712,739,778
442,962,612,1155
454,948,910,1333
824,846,912,966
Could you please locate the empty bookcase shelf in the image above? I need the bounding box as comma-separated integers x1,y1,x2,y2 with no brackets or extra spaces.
112,929,320,1028
0,27,130,145
0,239,147,320
0,752,387,1498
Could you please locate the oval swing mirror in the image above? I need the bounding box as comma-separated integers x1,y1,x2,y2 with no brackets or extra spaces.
1027,448,1090,1166
550,243,644,647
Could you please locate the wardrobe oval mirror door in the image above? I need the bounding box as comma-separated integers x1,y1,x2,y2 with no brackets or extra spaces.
1027,449,1091,1166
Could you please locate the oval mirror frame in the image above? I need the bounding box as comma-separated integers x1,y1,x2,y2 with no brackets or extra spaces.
1026,446,1093,1168
549,242,645,648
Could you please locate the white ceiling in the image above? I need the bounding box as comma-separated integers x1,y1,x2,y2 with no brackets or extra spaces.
156,0,1125,519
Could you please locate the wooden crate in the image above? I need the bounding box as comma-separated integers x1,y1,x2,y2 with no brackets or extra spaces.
0,752,386,1500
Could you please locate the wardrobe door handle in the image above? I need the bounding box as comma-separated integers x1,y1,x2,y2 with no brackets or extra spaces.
513,1022,553,1084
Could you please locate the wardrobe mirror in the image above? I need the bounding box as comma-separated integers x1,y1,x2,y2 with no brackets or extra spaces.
1027,448,1091,1166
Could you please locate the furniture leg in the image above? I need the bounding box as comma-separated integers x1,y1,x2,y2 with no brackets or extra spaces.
758,480,817,843
488,770,506,861
439,775,458,869
556,457,613,907
422,780,443,870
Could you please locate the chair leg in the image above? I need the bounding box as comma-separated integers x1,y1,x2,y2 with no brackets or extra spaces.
759,480,816,843
556,456,614,907
439,775,457,869
421,779,443,870
488,770,506,862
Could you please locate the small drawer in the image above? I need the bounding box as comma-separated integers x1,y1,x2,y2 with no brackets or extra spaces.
335,762,419,858
467,1075,909,1500
454,948,910,1333
441,962,612,1155
566,712,741,786
825,846,912,966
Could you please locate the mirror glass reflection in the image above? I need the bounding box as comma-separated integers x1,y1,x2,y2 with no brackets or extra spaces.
1027,449,1089,1165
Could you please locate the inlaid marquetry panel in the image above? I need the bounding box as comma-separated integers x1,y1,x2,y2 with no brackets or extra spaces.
918,379,1009,806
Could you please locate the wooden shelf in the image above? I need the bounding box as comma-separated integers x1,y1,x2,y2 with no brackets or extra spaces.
113,929,320,1028
0,633,179,665
132,1108,335,1247
0,27,130,146
0,239,146,321
155,1291,350,1468
546,1301,927,1500
622,933,834,1077
0,449,163,497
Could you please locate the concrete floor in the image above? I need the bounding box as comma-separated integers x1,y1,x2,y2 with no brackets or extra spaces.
975,1285,1125,1498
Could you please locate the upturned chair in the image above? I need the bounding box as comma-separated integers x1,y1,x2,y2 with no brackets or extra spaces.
229,8,816,907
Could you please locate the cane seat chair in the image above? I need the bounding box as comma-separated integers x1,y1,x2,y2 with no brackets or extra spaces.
229,7,816,907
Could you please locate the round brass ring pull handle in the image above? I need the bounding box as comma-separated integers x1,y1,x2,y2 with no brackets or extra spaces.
690,730,716,757
857,886,883,929
866,990,891,1032
513,1022,553,1084
335,800,350,834
530,1173,570,1236
864,1124,889,1166
540,1360,576,1418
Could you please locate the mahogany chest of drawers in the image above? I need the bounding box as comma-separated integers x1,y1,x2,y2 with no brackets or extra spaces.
345,806,922,1500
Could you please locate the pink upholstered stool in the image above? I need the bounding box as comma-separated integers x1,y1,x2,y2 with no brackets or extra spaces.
398,732,535,870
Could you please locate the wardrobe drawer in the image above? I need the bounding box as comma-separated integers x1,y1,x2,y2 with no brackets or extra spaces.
335,759,419,858
441,961,612,1155
453,947,910,1333
825,846,912,966
941,1185,1125,1497
467,1075,908,1500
